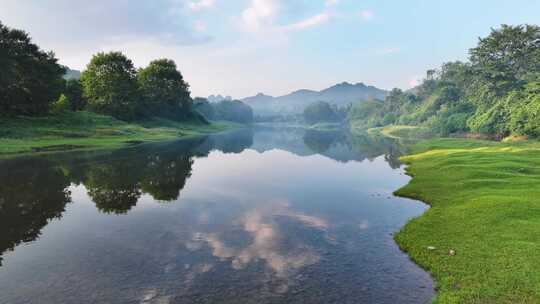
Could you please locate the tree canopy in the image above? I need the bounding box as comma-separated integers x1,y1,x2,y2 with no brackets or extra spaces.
0,22,65,116
348,24,540,138
80,52,139,120
137,59,191,119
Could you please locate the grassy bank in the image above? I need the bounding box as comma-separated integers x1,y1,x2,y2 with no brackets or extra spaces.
394,138,540,303
0,111,240,155
368,125,434,140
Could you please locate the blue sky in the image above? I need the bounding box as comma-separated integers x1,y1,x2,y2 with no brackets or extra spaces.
1,0,540,97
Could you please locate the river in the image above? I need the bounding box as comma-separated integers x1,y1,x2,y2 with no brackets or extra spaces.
0,125,433,303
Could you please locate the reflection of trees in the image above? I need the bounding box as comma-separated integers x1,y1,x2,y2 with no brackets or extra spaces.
347,134,407,169
303,129,341,153
85,162,142,215
0,159,71,266
81,129,253,213
140,155,194,202
301,128,406,167
0,129,254,266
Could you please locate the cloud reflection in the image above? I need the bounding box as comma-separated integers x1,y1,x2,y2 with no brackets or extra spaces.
192,201,326,283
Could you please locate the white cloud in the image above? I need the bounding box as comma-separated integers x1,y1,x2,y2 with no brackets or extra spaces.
359,10,374,21
285,13,331,31
325,0,339,6
188,0,215,12
241,0,280,32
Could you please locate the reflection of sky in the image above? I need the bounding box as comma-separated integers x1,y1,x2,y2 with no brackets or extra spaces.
194,201,325,281
0,145,431,303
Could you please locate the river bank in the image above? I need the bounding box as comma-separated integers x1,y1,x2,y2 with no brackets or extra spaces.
0,111,242,156
392,136,540,303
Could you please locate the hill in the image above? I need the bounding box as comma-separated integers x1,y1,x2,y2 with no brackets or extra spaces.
241,82,388,116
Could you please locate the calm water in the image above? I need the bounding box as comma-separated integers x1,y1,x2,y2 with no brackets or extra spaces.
0,125,433,304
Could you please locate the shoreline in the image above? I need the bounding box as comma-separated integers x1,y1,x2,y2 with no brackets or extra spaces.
0,111,244,157
389,135,540,303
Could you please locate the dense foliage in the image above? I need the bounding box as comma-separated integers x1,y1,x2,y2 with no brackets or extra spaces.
214,99,253,123
349,24,540,138
64,79,85,111
303,101,349,125
194,98,253,123
0,22,66,116
0,22,201,123
137,59,191,120
80,52,139,120
193,97,216,120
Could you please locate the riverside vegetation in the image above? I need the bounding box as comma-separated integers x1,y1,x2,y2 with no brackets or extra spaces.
0,21,252,155
349,24,540,303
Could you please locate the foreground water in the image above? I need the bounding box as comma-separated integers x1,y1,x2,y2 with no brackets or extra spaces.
0,125,433,303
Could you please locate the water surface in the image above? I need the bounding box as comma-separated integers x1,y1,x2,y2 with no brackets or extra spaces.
0,125,433,303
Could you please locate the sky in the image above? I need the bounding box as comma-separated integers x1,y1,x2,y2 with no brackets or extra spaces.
1,0,540,98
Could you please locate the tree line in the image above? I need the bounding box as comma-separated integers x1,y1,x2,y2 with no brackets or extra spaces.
1,21,205,122
348,24,540,138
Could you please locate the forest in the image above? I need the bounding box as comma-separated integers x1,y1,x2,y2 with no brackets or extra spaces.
348,24,540,139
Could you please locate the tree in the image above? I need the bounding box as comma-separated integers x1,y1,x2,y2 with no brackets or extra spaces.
80,52,139,120
193,97,215,120
64,79,85,111
0,22,65,116
470,24,540,95
303,101,339,125
214,100,254,123
137,59,191,119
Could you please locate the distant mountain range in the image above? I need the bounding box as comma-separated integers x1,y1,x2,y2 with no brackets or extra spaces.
64,68,81,80
240,82,388,115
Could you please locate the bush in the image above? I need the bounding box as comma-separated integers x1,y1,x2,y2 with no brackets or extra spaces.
50,94,71,114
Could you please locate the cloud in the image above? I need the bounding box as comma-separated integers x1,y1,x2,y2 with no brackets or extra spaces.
285,13,331,31
187,0,216,12
359,10,374,21
241,0,280,32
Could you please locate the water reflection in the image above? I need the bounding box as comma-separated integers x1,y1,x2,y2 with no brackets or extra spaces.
0,130,254,262
0,158,71,266
0,126,433,304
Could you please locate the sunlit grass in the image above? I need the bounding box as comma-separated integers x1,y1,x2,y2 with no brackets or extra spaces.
0,111,240,155
395,138,540,303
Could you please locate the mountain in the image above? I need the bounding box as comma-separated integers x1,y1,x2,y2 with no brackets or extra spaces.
207,95,232,103
63,68,81,80
241,82,388,116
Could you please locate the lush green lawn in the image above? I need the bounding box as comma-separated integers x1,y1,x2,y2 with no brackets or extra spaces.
395,138,540,303
0,111,240,155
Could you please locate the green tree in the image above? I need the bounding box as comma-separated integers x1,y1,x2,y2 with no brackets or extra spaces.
80,52,139,120
0,22,65,116
303,101,339,125
64,79,85,111
137,59,191,119
214,100,254,123
470,24,540,95
193,97,215,120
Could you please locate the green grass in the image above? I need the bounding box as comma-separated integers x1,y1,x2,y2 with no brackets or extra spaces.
395,138,540,303
368,125,435,139
0,111,240,155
